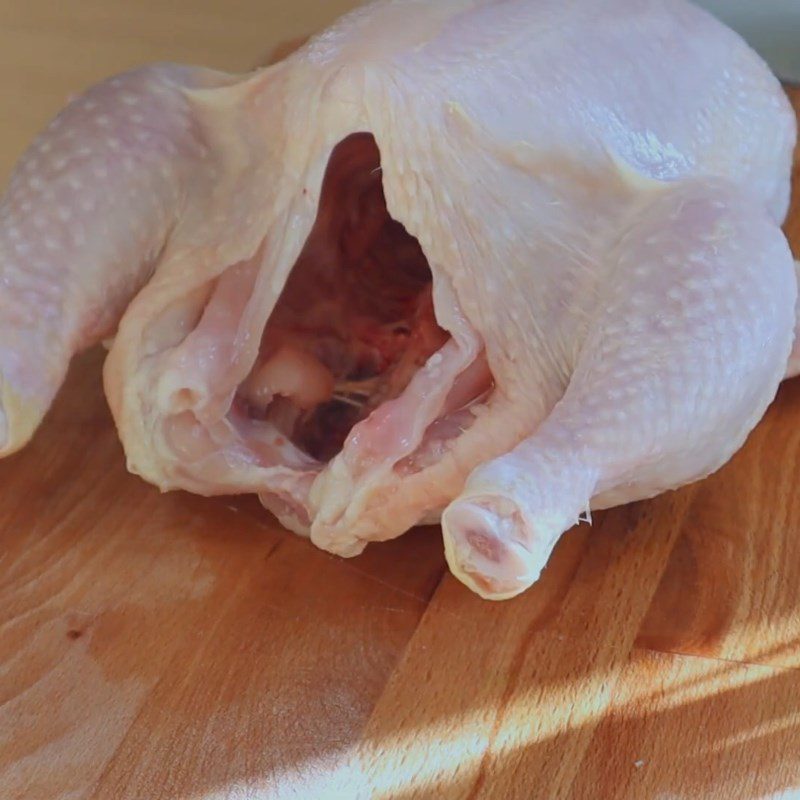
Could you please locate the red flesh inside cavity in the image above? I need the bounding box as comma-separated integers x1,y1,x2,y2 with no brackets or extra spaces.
237,133,461,463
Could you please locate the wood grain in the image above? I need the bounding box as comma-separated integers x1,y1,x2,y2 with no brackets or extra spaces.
1,6,800,800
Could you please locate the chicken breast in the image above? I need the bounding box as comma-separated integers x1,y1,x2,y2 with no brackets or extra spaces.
0,0,797,600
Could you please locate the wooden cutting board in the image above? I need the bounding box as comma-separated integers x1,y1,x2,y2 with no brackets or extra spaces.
1,5,800,797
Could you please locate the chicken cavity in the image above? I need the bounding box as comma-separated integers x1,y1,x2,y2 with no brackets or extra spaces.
237,133,458,465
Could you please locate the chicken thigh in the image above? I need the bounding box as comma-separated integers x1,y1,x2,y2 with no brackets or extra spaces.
0,0,797,600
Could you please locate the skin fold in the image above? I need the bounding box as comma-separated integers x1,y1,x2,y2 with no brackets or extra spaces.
0,0,797,600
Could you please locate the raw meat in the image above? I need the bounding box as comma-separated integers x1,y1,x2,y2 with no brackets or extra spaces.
0,0,797,599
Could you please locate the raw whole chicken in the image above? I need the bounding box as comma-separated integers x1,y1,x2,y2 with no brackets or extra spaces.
0,0,798,601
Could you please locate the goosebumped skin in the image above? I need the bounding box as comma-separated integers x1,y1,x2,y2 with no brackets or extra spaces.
0,0,798,599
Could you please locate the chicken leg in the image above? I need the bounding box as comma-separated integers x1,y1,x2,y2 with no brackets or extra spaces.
444,179,795,599
0,64,236,456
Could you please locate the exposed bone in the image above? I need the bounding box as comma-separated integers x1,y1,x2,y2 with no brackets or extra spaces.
242,345,335,413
